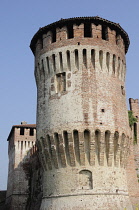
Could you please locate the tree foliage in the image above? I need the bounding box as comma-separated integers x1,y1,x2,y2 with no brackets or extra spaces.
128,110,137,127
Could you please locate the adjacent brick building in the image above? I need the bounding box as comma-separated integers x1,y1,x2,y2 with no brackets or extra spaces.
5,122,42,210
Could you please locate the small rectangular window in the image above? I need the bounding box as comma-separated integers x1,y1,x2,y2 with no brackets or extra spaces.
102,25,108,40
67,24,73,39
20,128,24,135
84,22,92,37
56,72,66,93
52,29,56,43
30,128,34,136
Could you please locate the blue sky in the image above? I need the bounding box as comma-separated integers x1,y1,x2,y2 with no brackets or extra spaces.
0,0,139,189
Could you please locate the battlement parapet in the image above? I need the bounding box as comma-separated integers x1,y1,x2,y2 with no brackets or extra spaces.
129,98,139,104
30,16,129,57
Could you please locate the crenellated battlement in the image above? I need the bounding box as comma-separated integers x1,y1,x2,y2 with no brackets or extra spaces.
37,129,131,171
30,17,129,57
6,123,37,209
8,124,36,155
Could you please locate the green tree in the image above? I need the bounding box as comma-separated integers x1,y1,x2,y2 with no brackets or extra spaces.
128,110,137,127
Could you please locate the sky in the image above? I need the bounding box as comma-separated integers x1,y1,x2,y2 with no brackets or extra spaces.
0,0,139,190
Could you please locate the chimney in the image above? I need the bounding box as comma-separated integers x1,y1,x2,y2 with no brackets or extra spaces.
21,121,27,125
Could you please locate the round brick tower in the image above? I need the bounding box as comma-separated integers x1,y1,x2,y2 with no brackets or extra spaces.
30,17,132,210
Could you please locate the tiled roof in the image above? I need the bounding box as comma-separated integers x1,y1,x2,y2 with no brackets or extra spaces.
13,124,36,128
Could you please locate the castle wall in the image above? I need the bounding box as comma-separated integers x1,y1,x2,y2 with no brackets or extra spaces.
127,99,139,207
25,150,43,210
6,125,36,210
126,143,139,208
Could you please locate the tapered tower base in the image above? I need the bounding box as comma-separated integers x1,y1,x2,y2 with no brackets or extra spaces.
40,194,133,210
39,166,133,210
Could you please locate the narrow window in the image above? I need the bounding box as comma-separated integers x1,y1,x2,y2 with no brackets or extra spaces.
84,130,90,164
105,131,110,164
106,52,110,71
56,72,66,93
84,22,92,37
117,57,120,76
113,54,116,74
20,127,24,135
134,123,137,143
91,49,95,68
52,54,56,72
95,130,101,164
75,49,79,70
102,25,108,40
66,50,71,71
114,131,119,166
83,49,87,68
99,50,103,69
67,24,73,39
59,52,63,72
25,141,26,149
30,128,34,136
46,57,50,74
73,130,80,164
63,131,70,165
52,29,56,43
18,141,20,149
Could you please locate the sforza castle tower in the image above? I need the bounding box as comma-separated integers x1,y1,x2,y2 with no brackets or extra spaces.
30,16,132,210
4,16,139,210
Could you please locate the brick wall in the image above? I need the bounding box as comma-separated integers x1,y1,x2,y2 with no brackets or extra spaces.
6,125,37,210
30,17,134,209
